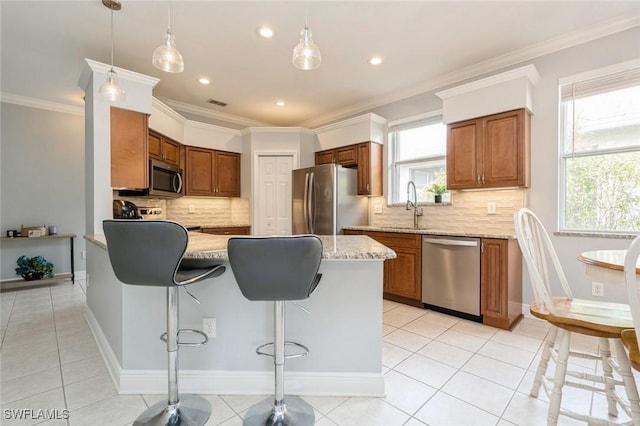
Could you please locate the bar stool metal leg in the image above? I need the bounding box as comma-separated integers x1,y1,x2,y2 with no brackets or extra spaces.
243,301,315,426
133,286,211,426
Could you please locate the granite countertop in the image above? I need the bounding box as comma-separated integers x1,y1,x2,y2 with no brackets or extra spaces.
197,224,251,229
343,225,516,239
86,233,397,261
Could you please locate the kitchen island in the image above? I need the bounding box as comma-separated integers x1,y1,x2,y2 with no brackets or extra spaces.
84,233,395,396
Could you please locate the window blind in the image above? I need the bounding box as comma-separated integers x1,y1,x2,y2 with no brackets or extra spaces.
560,67,640,101
388,113,443,133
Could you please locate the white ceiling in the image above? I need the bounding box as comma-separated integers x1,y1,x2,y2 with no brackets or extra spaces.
2,1,639,128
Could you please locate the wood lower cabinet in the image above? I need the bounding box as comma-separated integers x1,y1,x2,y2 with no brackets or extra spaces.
185,146,240,197
481,238,523,330
202,226,250,235
110,107,148,189
447,108,530,190
346,230,422,307
148,129,182,168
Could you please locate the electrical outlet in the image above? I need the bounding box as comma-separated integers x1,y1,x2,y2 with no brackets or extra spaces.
592,282,604,297
487,202,497,214
373,204,383,214
202,318,216,338
188,204,196,214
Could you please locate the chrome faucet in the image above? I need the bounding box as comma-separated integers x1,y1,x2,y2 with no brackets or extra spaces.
406,181,423,229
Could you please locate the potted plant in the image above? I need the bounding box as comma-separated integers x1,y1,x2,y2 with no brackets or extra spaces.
428,183,447,203
15,255,54,281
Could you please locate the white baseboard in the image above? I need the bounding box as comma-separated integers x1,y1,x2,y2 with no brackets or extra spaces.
84,306,385,397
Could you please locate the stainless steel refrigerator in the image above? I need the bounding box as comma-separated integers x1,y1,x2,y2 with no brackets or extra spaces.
292,164,369,235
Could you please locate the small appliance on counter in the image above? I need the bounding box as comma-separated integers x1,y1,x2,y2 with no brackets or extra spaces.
138,207,165,220
113,200,141,219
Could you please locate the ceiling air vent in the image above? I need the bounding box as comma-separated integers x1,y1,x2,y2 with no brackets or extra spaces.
207,99,228,107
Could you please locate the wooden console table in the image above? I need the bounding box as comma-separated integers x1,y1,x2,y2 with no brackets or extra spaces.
1,233,76,290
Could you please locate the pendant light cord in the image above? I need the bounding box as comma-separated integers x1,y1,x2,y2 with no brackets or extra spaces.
109,8,114,70
168,1,172,32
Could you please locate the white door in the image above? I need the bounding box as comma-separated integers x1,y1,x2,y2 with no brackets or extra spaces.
257,155,293,235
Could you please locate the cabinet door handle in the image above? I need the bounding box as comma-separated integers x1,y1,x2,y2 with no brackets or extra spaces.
477,175,481,184
366,183,370,192
481,174,485,184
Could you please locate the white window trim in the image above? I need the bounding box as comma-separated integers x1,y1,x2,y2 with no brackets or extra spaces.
388,110,444,204
558,59,640,232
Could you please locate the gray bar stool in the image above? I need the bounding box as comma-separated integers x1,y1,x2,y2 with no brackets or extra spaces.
103,219,225,426
227,235,323,426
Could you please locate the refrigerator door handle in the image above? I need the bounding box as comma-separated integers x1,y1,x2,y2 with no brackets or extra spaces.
308,172,315,233
303,173,310,233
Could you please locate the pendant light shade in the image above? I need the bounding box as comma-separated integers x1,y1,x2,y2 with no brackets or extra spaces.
152,2,184,73
292,24,321,71
99,69,126,101
100,0,125,102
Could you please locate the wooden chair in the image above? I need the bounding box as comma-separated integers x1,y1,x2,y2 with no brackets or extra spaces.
514,208,640,425
622,235,640,372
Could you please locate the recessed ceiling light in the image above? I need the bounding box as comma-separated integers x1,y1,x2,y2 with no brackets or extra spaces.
369,56,383,66
198,77,211,85
276,100,285,107
258,26,274,38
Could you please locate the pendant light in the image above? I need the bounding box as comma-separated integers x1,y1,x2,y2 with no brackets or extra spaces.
152,1,184,73
99,0,126,102
292,10,321,71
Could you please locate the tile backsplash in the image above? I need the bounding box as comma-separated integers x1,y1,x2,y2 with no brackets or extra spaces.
167,197,249,227
369,189,526,236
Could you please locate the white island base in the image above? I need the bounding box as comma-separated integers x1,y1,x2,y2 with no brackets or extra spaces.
84,234,394,397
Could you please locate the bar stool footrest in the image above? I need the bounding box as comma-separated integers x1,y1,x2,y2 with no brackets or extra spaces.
256,341,309,359
160,329,208,347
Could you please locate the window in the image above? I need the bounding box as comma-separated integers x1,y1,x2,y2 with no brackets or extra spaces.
559,61,640,232
388,113,447,203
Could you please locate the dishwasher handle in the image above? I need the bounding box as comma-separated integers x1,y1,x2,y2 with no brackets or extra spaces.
423,237,478,247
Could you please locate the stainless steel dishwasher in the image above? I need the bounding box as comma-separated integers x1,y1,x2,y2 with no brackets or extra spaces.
422,236,481,321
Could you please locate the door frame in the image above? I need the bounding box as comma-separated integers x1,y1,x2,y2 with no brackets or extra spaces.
252,151,299,235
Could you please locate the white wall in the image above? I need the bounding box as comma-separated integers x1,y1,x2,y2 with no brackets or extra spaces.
0,103,86,280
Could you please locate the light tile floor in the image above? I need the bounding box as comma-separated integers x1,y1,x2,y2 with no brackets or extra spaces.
0,280,637,425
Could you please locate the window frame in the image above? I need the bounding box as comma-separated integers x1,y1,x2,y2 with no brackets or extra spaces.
387,110,446,204
558,59,640,233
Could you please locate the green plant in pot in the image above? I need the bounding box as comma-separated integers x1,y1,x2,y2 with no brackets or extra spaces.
429,183,447,203
15,255,54,281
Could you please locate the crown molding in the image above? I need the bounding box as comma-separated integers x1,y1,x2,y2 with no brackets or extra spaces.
435,65,540,100
314,113,387,134
240,127,315,136
185,119,243,135
0,93,84,116
79,59,160,91
152,97,187,125
160,98,274,128
299,13,640,129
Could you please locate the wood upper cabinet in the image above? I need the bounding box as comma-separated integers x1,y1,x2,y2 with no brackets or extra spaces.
110,107,148,189
185,146,240,197
148,129,182,168
357,142,382,196
447,109,530,190
214,150,241,196
481,238,523,330
315,150,334,165
335,145,358,167
346,230,422,307
315,141,383,196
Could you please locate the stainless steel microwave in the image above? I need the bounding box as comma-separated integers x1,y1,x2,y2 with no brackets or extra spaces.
149,159,183,197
